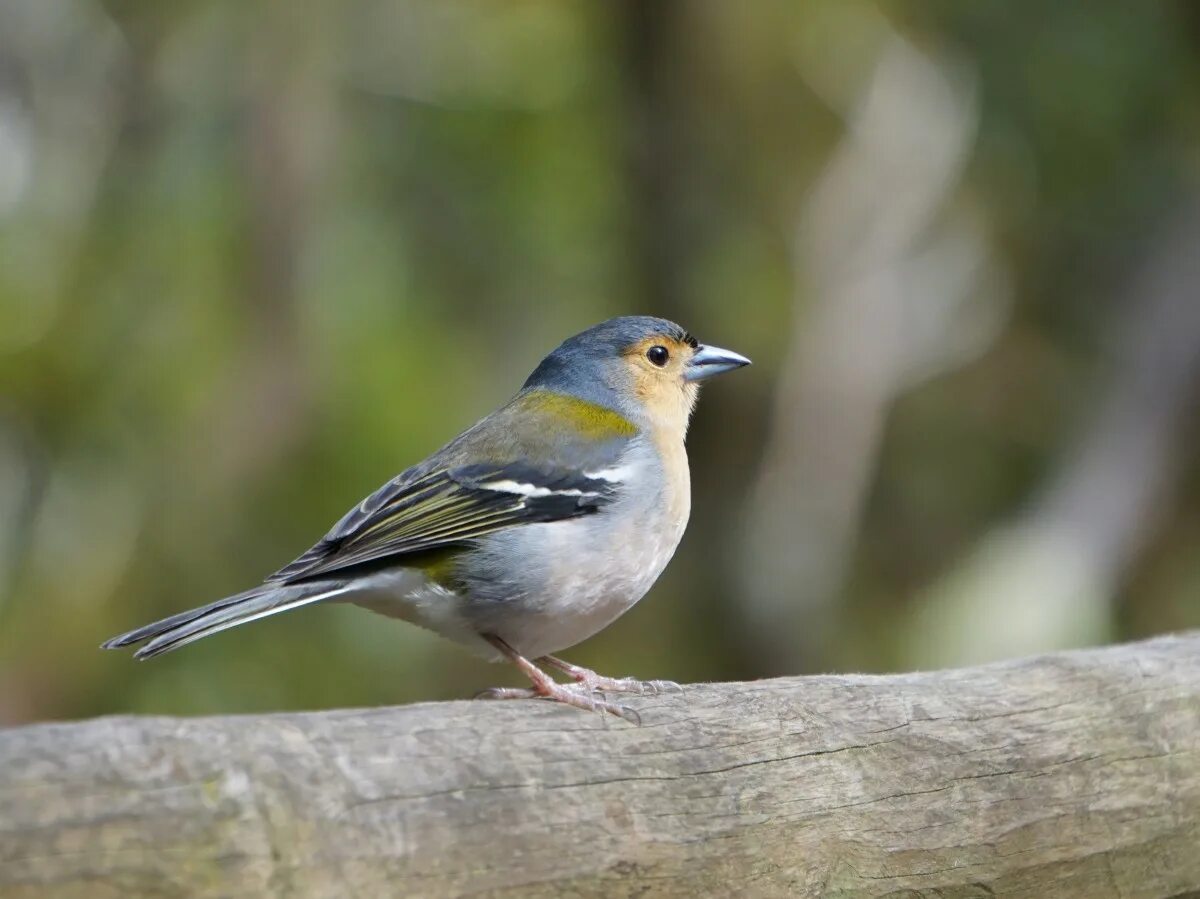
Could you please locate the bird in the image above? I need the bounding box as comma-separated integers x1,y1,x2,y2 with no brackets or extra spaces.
103,316,750,722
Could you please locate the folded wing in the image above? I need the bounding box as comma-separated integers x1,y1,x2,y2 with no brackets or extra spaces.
269,461,621,582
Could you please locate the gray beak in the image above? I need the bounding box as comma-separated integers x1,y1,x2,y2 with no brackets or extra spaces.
684,343,752,382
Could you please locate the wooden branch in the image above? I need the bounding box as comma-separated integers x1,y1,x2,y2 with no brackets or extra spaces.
3,634,1199,897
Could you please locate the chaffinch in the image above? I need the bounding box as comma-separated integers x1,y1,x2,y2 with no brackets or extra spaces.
104,317,750,722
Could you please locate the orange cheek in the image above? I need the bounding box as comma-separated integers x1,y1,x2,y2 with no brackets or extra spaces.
624,342,699,435
635,376,698,440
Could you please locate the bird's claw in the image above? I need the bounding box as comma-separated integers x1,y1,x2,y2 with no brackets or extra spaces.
536,654,683,699
474,686,539,701
475,682,641,725
648,678,684,695
609,702,642,726
573,674,682,697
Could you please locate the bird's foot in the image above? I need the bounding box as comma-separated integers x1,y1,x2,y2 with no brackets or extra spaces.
540,655,683,696
475,683,641,725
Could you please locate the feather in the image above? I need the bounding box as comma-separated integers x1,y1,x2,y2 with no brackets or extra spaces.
268,391,638,584
102,582,351,659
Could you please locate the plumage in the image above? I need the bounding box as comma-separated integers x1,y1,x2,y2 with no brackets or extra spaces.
268,389,634,583
102,316,750,722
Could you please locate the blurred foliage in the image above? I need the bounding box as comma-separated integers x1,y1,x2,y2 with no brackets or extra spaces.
1,0,1199,724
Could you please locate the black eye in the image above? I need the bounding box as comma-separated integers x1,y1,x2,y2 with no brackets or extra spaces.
646,345,670,367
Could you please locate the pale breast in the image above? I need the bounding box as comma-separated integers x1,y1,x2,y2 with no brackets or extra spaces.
345,436,693,661
460,437,692,659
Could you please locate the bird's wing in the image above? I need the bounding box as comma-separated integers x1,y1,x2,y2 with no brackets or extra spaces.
268,391,637,584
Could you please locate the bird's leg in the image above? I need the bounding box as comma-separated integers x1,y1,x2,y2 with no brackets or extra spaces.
476,635,641,724
539,654,682,696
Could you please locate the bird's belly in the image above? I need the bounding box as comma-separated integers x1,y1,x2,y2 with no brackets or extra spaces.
498,561,655,660
345,466,690,662
344,568,478,642
465,510,686,660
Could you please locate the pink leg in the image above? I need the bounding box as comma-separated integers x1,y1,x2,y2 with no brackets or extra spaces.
476,635,641,724
540,654,682,696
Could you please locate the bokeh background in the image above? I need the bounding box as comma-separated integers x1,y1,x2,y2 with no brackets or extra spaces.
3,0,1200,724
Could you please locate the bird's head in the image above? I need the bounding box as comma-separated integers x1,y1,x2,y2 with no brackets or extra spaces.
523,316,751,436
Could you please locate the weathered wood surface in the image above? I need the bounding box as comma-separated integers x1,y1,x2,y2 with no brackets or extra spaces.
2,634,1199,898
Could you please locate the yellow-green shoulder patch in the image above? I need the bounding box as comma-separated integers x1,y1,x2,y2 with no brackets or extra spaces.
406,547,465,590
519,390,638,438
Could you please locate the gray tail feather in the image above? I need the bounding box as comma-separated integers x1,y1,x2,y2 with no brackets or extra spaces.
101,581,349,660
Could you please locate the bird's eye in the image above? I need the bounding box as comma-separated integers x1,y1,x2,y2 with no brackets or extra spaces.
646,345,670,367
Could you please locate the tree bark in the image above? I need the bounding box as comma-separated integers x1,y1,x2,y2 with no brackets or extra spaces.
2,634,1199,898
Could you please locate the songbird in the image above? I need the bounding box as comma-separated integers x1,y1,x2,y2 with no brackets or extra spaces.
103,316,750,721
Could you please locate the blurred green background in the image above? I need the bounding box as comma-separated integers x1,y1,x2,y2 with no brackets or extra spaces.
3,0,1200,724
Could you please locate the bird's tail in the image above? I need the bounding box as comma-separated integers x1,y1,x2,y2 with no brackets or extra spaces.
101,580,349,660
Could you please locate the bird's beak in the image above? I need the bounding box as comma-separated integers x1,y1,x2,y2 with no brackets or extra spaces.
684,344,752,382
